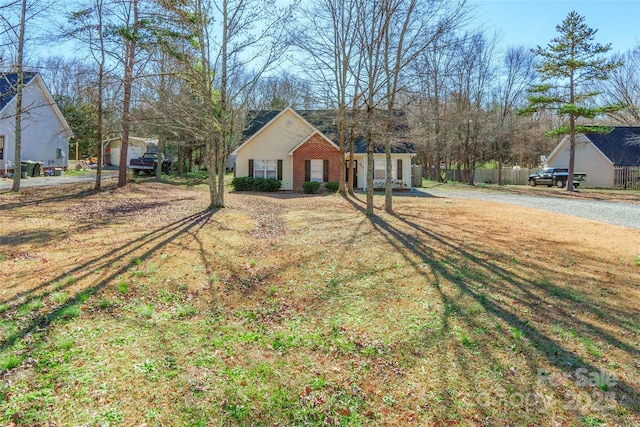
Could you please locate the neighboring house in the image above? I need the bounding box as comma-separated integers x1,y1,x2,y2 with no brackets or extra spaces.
232,108,416,191
103,137,156,167
547,127,640,187
0,72,73,174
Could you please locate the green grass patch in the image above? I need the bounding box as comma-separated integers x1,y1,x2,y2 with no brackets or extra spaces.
118,282,128,294
134,304,155,318
0,354,21,371
175,304,197,318
50,291,69,304
58,305,81,321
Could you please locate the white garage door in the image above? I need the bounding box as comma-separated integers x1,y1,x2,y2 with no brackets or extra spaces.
110,147,120,166
127,145,143,167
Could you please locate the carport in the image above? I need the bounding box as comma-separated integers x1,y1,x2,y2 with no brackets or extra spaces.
102,137,152,167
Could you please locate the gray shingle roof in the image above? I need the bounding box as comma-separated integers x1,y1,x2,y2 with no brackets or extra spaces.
585,127,640,166
0,72,38,112
243,109,415,154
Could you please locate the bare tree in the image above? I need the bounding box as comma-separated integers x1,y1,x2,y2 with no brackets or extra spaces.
296,0,359,193
66,0,110,190
251,72,315,110
10,0,26,192
492,45,535,183
160,0,294,208
115,0,141,187
379,0,465,212
596,45,640,126
410,33,459,182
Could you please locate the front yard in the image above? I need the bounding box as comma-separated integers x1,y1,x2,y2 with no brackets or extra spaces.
0,182,638,425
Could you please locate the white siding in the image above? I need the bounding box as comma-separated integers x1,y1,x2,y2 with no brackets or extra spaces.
354,153,414,189
0,77,70,170
548,135,614,187
235,110,314,190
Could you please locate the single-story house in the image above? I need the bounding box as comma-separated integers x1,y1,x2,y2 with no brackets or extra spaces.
103,137,156,167
546,127,640,187
0,72,73,174
232,108,416,191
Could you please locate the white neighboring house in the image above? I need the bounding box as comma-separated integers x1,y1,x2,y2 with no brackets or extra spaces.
0,72,73,175
233,108,416,191
546,127,640,187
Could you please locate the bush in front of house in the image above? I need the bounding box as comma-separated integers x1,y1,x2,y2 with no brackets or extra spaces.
253,177,281,192
230,176,255,191
230,176,281,192
302,181,321,194
324,181,339,193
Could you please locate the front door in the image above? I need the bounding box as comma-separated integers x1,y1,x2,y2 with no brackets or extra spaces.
346,160,358,188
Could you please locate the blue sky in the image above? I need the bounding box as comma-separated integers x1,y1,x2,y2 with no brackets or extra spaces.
472,0,640,54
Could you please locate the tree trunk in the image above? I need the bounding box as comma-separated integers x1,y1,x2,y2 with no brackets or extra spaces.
384,121,393,214
95,68,103,191
177,146,184,176
206,139,219,208
567,49,576,191
155,133,165,181
215,144,225,207
338,106,346,194
118,0,138,188
365,107,374,216
11,0,27,193
95,0,106,191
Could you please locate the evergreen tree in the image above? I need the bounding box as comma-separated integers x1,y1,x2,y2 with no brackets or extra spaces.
521,11,622,191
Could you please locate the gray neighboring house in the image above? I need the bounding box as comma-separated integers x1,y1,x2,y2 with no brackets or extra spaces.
0,72,73,175
546,127,640,187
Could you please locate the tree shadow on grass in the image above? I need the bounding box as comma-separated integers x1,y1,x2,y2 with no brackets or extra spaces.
0,185,100,211
0,208,216,357
362,208,639,418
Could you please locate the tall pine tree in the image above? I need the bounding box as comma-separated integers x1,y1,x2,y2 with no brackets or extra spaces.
522,11,622,191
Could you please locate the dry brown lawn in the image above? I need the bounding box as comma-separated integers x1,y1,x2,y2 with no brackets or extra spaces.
0,181,639,426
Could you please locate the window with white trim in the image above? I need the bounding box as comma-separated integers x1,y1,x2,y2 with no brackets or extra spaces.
254,159,277,179
374,159,385,179
310,159,323,182
0,136,4,160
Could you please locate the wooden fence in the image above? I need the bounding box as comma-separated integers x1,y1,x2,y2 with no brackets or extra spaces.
614,166,640,190
473,168,536,185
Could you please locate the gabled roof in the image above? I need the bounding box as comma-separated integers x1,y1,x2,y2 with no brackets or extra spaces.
0,72,38,112
241,108,416,154
287,131,339,155
241,110,281,140
584,127,640,166
234,107,320,155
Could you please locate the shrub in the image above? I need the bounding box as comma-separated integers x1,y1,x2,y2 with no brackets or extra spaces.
302,181,320,194
230,176,281,192
230,176,255,191
324,181,339,193
253,177,281,192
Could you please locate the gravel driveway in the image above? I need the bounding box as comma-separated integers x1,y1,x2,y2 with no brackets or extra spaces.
412,187,640,230
0,170,118,191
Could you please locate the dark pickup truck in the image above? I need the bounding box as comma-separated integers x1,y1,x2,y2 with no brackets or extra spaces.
528,167,586,188
129,153,172,176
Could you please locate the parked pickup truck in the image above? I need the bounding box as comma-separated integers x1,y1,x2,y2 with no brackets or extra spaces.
528,167,586,188
129,153,172,176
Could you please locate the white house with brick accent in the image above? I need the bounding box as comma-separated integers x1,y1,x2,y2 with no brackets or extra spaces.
232,107,416,191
